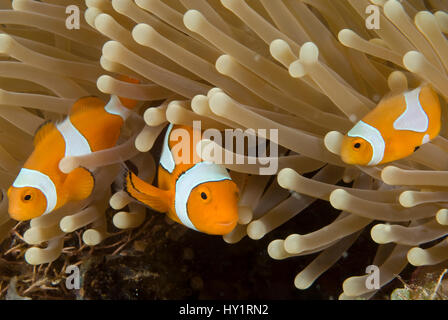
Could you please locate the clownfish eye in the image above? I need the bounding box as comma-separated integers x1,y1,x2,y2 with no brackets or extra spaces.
353,142,361,149
197,185,211,202
23,194,32,201
414,146,420,152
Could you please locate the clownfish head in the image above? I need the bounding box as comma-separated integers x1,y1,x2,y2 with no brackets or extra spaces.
7,186,47,221
340,135,375,166
340,120,384,166
187,179,239,235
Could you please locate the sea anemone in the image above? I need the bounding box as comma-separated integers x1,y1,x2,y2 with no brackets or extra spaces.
1,0,448,300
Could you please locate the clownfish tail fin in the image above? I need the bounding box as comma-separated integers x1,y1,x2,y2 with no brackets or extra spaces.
116,75,140,110
123,169,171,213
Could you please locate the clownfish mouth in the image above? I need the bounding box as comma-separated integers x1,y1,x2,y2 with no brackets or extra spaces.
217,220,237,226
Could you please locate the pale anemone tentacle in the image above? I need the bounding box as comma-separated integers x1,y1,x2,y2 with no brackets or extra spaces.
282,214,372,256
113,202,146,229
93,12,199,80
407,238,448,266
0,61,89,98
24,236,65,265
144,102,169,127
215,54,348,126
0,10,105,50
132,23,271,108
271,173,373,290
191,94,241,129
291,42,374,122
23,222,66,245
83,215,109,246
111,0,221,62
110,190,134,211
97,75,173,101
166,100,228,130
111,151,155,229
342,244,411,298
223,174,273,244
208,91,347,166
0,34,104,83
383,0,444,70
294,231,362,290
371,219,448,245
414,11,448,73
0,105,45,136
183,9,333,108
13,0,90,29
338,28,404,67
198,139,325,175
247,165,344,240
0,88,75,114
102,40,211,98
59,133,142,173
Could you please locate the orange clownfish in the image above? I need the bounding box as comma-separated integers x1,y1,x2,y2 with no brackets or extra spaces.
340,85,441,166
7,77,139,221
124,124,239,235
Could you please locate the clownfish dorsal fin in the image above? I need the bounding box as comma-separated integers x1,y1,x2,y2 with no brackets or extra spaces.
33,121,56,147
124,170,171,213
69,96,105,116
63,167,95,202
116,75,140,109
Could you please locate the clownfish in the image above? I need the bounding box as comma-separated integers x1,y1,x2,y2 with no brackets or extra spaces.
124,124,239,235
7,76,139,221
340,85,441,166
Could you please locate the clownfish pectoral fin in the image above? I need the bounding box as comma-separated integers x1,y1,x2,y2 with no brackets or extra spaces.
33,121,55,146
63,167,95,202
70,96,105,116
124,170,171,213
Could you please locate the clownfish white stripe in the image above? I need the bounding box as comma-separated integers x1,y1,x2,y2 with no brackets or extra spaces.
348,120,385,166
160,124,175,174
56,117,92,158
393,87,428,133
422,134,430,144
12,168,57,214
105,95,131,120
175,161,231,231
